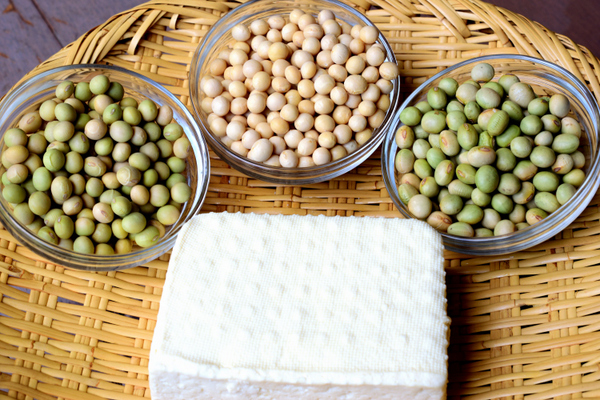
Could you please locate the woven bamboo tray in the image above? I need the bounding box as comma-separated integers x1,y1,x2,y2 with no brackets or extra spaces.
2,0,600,399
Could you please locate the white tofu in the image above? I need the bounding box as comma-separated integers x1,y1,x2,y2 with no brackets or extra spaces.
150,213,450,400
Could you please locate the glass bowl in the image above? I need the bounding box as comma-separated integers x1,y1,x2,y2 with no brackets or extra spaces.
189,0,400,185
381,54,600,255
0,65,210,271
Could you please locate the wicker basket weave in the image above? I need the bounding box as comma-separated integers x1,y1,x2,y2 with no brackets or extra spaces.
2,0,600,399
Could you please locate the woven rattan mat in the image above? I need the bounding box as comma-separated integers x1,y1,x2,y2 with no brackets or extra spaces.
2,0,600,399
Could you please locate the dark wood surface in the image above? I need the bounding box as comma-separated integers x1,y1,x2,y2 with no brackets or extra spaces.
1,0,600,97
0,0,144,96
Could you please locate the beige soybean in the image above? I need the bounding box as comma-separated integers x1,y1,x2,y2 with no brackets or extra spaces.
200,10,396,168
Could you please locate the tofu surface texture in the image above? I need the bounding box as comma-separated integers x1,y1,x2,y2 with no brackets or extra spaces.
149,212,450,400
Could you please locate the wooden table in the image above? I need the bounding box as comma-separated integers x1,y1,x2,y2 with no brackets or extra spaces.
2,0,600,96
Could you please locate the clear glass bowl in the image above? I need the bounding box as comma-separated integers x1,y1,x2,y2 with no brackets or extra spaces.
381,54,600,255
189,0,400,185
0,65,210,271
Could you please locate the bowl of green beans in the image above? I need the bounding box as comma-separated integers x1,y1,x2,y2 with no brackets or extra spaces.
0,65,210,270
382,54,600,255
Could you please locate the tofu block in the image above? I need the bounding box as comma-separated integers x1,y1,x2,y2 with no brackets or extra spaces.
149,213,450,400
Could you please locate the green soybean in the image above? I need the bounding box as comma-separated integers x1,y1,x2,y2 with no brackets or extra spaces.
407,194,432,219
513,160,538,181
90,74,110,95
495,125,520,148
419,177,439,198
426,147,446,169
467,146,496,167
520,115,543,136
494,220,517,236
42,149,65,172
526,208,548,225
476,87,501,110
434,160,455,186
563,169,585,187
477,109,496,131
475,228,494,237
509,204,526,224
535,192,560,213
464,101,481,123
534,131,553,147
512,181,536,205
414,101,433,115
483,82,504,97
28,191,51,216
509,82,535,108
456,163,476,185
413,139,431,159
532,171,560,192
457,204,483,224
38,226,59,245
398,183,418,205
439,194,463,215
428,134,441,150
549,94,570,118
510,136,533,158
143,169,159,187
3,184,26,204
439,130,460,156
474,165,499,194
498,74,520,94
103,104,123,124
111,196,132,218
446,111,467,132
498,173,521,195
571,151,585,169
471,188,491,207
139,99,158,122
75,217,95,236
447,222,474,237
448,179,473,198
527,98,549,116
529,146,556,169
501,100,524,121
446,100,464,113
395,126,415,149
395,149,414,174
552,134,579,154
135,226,160,248
107,82,124,102
556,183,577,205
426,211,452,232
438,78,459,97
541,114,561,133
471,63,494,83
495,148,517,172
456,82,479,104
421,111,447,134
491,193,514,214
561,117,581,137
123,107,142,126
427,87,447,110
74,82,93,102
156,205,180,225
54,216,74,239
457,123,479,150
480,208,501,230
122,212,146,234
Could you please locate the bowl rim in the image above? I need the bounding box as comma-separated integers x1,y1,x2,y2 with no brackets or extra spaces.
381,53,600,255
0,63,211,270
189,0,401,184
